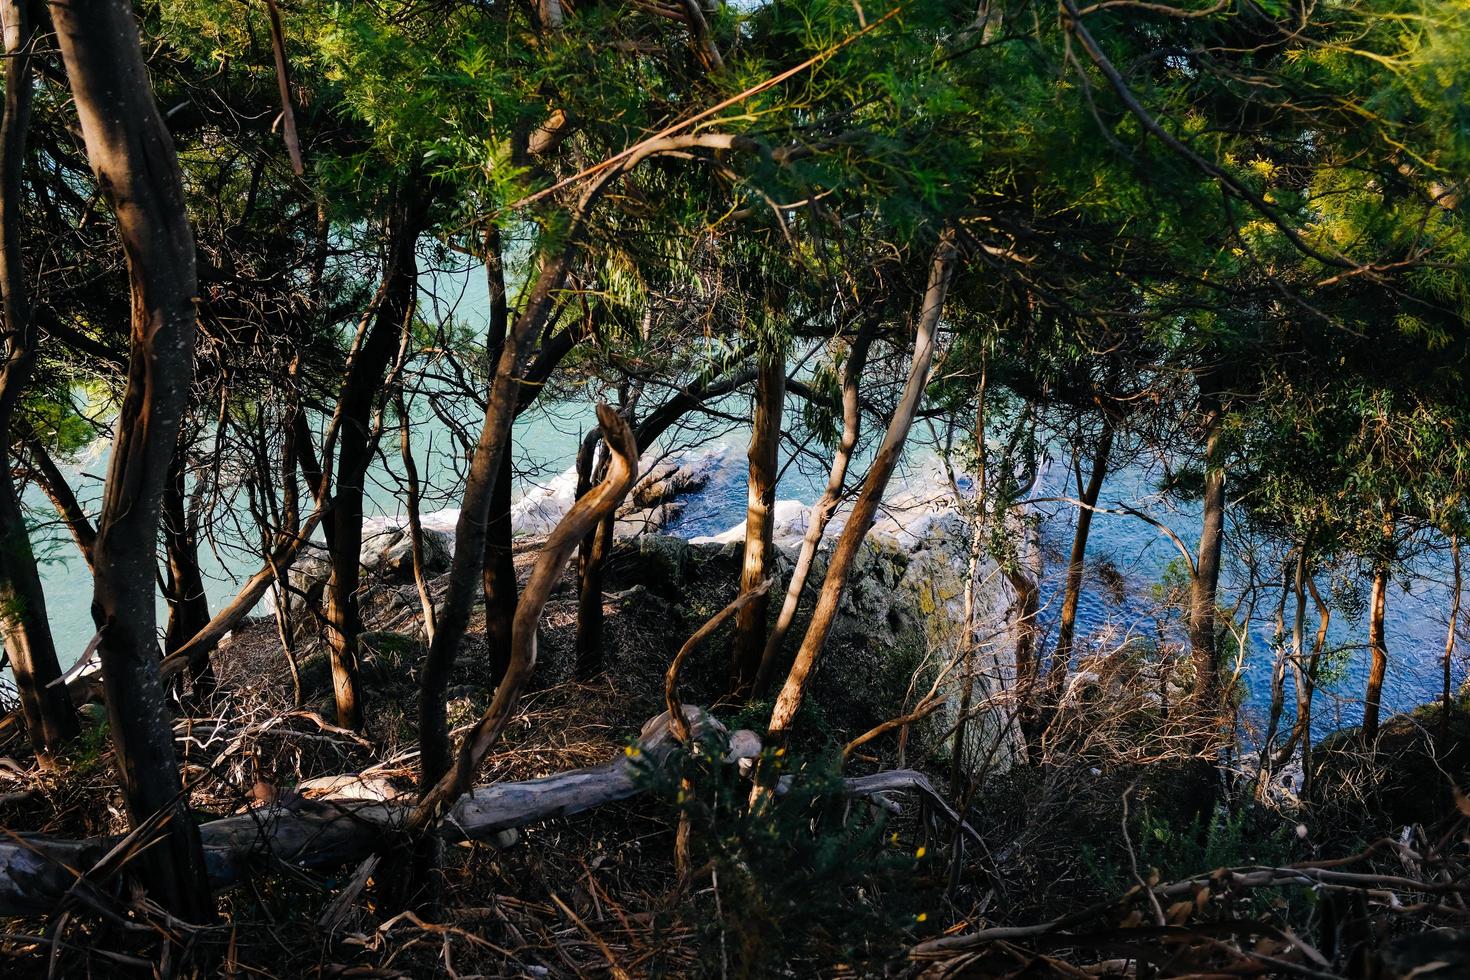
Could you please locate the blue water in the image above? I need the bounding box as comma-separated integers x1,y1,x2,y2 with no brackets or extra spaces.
15,256,1465,733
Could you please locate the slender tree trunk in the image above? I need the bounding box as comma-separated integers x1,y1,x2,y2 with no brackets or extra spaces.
948,361,987,798
574,356,761,676
767,234,957,743
397,394,436,644
403,406,638,910
1363,515,1394,743
1051,418,1113,679
1189,394,1226,699
1299,572,1330,796
1271,546,1312,767
324,191,424,730
574,507,617,678
48,0,213,921
1442,534,1459,746
732,351,785,691
0,0,77,763
21,435,95,568
483,456,517,686
416,242,580,802
479,227,516,688
755,323,876,693
162,449,214,698
1258,553,1294,770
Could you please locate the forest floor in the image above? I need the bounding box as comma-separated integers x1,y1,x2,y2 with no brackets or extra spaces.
3,537,1470,977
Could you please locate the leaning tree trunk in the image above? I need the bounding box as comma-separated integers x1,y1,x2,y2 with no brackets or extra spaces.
324,190,424,730
1051,417,1114,682
755,321,876,693
0,0,77,763
162,446,214,698
767,233,957,743
732,351,785,691
1188,394,1226,700
403,404,638,909
1363,515,1394,743
48,0,213,922
22,435,96,568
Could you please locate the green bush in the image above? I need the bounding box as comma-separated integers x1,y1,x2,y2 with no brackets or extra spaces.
636,731,942,977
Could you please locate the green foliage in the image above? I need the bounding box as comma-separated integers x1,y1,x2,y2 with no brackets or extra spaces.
635,732,938,976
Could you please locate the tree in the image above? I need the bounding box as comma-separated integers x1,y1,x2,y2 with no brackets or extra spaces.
0,0,78,762
48,0,214,922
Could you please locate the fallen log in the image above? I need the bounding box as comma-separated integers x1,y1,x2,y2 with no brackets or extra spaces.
1,707,968,916
0,708,727,915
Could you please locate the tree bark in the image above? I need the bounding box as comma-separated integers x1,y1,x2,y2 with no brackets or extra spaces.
479,227,516,687
1363,515,1394,743
414,132,754,835
324,190,424,730
162,445,214,698
755,323,875,693
1051,417,1114,679
573,506,617,677
766,234,957,742
1188,393,1226,699
732,351,785,691
48,0,213,922
483,456,517,685
0,0,77,763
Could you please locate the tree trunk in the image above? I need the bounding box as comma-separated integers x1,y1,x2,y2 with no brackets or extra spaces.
480,226,516,688
403,405,638,909
415,242,580,806
21,435,96,568
574,507,617,678
0,0,77,763
767,234,957,743
732,351,785,691
948,361,987,798
483,456,517,686
162,446,214,698
324,191,424,731
1051,417,1113,679
573,356,760,676
397,393,436,644
1189,395,1226,699
48,0,213,922
1442,534,1459,746
755,323,875,693
1298,572,1330,797
1363,517,1393,743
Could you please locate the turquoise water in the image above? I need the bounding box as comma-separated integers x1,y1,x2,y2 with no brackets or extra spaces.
16,259,1465,730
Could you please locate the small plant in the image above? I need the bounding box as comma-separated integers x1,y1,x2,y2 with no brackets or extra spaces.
637,731,940,977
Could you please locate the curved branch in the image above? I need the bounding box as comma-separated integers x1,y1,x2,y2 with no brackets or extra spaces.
409,404,639,829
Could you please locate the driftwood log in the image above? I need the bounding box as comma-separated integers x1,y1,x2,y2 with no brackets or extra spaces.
0,706,967,917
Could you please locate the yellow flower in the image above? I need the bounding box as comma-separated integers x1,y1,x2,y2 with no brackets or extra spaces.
916,912,928,922
915,846,927,859
624,746,640,758
773,748,785,757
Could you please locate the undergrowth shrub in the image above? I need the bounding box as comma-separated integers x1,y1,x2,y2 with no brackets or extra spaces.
636,730,941,977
